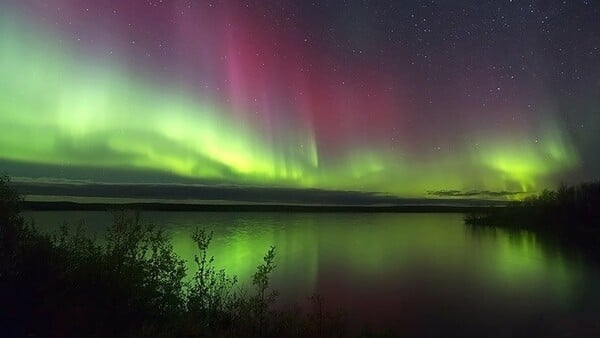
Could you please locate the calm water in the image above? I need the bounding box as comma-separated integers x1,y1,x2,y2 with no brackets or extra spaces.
23,211,600,337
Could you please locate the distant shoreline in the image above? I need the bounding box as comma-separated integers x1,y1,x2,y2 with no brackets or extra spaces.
21,201,506,213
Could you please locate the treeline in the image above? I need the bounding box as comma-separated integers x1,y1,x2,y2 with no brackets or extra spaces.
465,181,600,229
0,176,356,337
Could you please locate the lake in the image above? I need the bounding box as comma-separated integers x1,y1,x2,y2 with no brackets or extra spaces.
22,211,600,337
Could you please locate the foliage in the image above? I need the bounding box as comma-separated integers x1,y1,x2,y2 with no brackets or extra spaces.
0,176,353,337
464,181,600,260
465,181,600,229
186,228,239,331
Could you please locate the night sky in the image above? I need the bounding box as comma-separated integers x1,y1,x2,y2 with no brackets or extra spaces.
1,0,599,203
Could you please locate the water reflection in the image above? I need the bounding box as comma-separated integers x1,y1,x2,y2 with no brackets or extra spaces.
24,211,599,335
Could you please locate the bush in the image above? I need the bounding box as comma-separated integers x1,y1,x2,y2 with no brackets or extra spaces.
0,176,348,337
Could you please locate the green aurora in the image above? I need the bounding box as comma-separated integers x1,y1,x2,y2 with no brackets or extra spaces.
0,12,580,199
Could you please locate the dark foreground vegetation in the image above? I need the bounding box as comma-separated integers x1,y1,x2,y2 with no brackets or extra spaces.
0,176,363,338
465,182,600,258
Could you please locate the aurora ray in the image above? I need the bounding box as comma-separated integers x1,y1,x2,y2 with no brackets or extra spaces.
1,1,594,201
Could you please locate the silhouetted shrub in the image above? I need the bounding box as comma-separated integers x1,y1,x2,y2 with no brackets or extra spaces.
0,176,351,337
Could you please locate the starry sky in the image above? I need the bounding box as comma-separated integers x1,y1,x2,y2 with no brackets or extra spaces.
1,0,599,204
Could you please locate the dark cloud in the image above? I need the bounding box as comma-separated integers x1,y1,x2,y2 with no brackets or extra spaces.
427,190,523,198
12,180,506,206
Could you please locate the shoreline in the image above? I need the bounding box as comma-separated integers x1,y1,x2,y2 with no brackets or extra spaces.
21,201,507,213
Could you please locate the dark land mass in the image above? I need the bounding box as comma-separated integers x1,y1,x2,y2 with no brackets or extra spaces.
465,181,600,261
21,200,508,213
465,182,600,228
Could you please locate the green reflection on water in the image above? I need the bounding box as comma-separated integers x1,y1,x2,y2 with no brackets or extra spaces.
159,213,585,310
25,211,589,311
467,226,580,307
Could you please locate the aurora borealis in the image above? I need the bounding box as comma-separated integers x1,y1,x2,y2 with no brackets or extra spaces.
1,1,599,202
